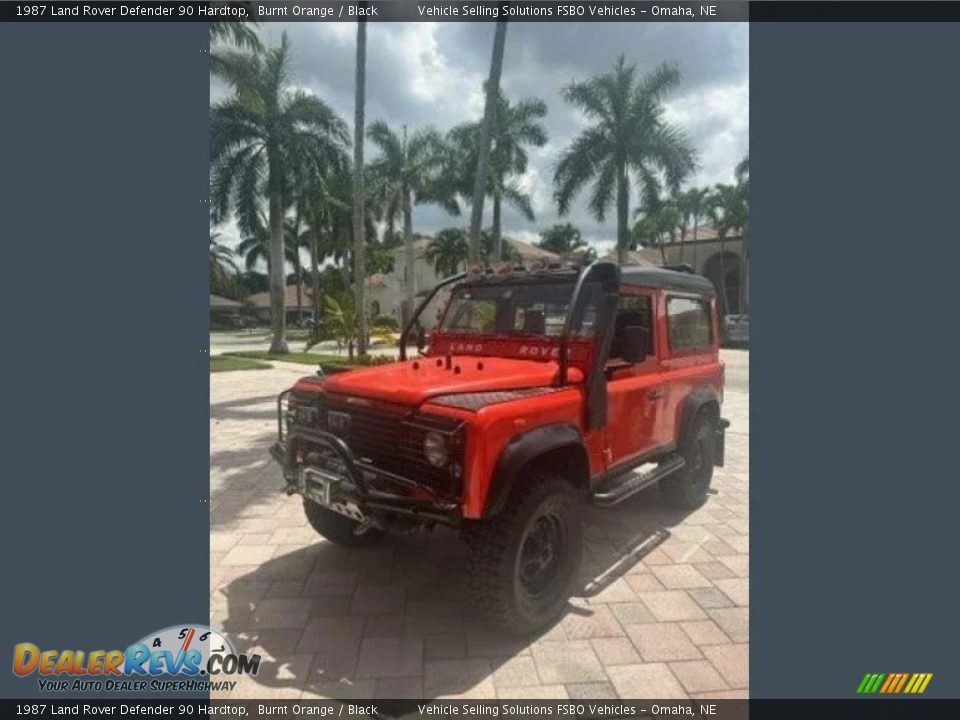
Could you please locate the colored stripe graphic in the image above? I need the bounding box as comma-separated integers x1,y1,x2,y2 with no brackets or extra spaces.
893,673,909,693
858,673,933,694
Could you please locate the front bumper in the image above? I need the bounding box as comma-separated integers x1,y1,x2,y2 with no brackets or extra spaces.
271,423,462,527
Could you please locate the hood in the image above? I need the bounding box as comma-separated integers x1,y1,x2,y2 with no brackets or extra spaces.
314,356,583,406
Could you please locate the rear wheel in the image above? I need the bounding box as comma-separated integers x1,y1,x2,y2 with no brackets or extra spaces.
302,499,382,547
661,414,715,509
464,476,583,635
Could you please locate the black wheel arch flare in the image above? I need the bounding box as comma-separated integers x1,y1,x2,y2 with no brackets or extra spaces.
481,422,590,518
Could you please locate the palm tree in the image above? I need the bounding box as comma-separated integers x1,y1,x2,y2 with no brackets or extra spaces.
236,213,300,272
451,97,547,260
554,56,696,264
468,20,509,263
425,228,469,278
707,181,748,316
449,94,547,262
672,189,693,265
367,122,458,324
353,20,369,355
537,223,585,260
284,211,311,326
211,33,350,352
301,180,347,326
679,186,712,271
209,231,238,287
322,293,357,361
208,15,262,79
632,194,680,265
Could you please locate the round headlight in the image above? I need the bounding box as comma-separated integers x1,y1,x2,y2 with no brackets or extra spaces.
423,431,450,467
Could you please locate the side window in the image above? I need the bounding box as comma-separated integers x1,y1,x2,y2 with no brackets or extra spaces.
667,296,713,351
610,292,653,360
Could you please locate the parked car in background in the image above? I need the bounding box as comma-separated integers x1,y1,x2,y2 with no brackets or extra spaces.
723,313,749,346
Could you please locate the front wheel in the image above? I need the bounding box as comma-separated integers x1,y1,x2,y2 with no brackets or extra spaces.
661,414,716,509
302,499,382,547
463,477,583,635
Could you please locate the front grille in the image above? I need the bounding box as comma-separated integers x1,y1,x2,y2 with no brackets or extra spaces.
292,392,463,498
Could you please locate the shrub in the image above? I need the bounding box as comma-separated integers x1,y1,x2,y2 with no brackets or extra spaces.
371,315,400,331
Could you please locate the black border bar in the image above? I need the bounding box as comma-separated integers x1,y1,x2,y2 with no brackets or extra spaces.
4,1,960,23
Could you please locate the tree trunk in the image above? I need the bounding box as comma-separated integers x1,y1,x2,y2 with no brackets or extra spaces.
295,261,303,327
402,191,415,327
267,151,288,354
340,250,351,291
691,220,700,274
678,226,687,265
616,161,629,265
492,190,502,263
468,20,508,264
310,231,321,327
353,19,369,356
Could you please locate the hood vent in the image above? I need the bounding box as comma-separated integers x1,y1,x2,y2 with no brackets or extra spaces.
431,386,565,411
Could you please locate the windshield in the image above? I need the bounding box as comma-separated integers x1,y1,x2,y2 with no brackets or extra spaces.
438,281,600,338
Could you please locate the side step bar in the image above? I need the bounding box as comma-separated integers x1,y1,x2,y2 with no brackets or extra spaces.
592,455,686,508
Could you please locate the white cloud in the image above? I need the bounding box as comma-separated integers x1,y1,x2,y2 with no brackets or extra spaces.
664,79,750,188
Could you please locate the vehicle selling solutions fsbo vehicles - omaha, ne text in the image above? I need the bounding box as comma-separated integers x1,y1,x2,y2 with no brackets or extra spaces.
270,260,728,633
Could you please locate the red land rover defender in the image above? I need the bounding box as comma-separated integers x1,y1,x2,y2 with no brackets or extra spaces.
271,261,727,634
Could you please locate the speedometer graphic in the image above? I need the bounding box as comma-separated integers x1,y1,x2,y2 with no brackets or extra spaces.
131,624,235,675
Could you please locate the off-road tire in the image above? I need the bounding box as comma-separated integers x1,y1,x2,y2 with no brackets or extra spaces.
302,499,382,547
661,414,716,509
463,476,583,636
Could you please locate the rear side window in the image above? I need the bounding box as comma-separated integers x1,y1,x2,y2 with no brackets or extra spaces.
667,296,713,351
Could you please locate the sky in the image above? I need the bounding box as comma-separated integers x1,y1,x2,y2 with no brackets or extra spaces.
213,20,748,260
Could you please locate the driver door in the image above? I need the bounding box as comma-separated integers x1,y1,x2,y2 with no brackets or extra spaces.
603,291,663,471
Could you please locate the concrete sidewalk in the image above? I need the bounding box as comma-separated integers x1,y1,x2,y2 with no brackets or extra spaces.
210,351,749,699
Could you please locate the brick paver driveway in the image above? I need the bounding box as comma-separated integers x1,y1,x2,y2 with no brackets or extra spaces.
211,351,748,700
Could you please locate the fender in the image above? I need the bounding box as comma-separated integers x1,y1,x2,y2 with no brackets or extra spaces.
481,423,589,517
678,386,724,466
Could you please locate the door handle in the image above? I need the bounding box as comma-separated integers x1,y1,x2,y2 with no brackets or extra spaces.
647,389,663,400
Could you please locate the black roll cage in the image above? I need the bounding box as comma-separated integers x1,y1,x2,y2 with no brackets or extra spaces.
398,272,467,361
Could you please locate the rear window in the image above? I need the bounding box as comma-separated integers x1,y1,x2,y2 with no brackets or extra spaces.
667,296,713,351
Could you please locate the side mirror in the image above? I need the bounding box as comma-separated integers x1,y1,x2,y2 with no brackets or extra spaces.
620,325,650,364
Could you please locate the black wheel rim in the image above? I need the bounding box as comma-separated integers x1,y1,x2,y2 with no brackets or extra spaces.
518,512,566,598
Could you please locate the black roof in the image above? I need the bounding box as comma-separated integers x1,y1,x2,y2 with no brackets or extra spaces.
620,265,716,294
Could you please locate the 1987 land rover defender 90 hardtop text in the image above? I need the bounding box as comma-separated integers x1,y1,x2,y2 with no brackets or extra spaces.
271,260,727,634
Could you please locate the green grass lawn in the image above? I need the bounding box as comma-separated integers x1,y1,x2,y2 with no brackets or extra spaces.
224,351,342,366
210,355,272,373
